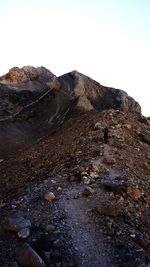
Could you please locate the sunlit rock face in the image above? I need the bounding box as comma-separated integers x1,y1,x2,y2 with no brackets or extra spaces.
0,66,141,154
0,66,56,84
58,70,141,113
0,66,141,120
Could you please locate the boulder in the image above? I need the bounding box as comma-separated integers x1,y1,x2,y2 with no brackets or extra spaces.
16,243,46,267
58,70,141,113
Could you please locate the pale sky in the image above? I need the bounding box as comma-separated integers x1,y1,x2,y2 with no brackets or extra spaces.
0,0,150,116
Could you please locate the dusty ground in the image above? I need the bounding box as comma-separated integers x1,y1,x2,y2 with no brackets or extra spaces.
0,109,150,267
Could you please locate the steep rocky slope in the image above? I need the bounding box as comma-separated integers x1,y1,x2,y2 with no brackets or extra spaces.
0,67,141,156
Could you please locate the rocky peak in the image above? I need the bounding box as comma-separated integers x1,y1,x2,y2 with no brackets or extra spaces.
59,70,141,113
0,66,55,84
0,66,142,154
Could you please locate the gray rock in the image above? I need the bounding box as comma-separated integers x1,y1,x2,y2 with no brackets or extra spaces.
16,243,46,267
59,70,141,113
82,186,95,196
18,228,30,239
94,122,101,130
140,133,150,145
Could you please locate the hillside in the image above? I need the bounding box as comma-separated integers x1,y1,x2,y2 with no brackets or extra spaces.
0,66,141,156
0,67,149,267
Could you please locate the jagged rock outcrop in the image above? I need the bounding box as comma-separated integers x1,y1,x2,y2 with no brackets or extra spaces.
0,67,141,121
0,66,55,84
0,66,60,119
58,70,141,113
0,66,141,154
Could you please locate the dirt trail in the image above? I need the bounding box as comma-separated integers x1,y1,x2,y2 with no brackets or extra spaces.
92,144,122,181
57,144,121,267
60,186,114,267
0,143,120,267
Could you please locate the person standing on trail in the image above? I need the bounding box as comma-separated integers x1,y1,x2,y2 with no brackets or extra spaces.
102,127,109,144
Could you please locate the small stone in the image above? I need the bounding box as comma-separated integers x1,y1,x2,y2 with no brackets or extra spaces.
99,166,110,175
81,171,88,176
3,216,31,232
96,205,118,217
46,224,55,233
73,195,79,199
89,172,99,179
18,228,30,239
135,127,142,135
140,133,150,145
130,234,136,238
90,164,100,173
51,179,57,184
57,187,62,190
82,176,90,184
103,157,116,165
127,186,141,200
16,243,46,267
94,122,101,130
43,192,55,201
0,159,4,163
82,186,95,196
143,162,150,171
124,124,131,129
12,205,17,209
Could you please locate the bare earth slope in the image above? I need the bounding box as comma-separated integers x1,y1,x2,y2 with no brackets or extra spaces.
0,109,150,267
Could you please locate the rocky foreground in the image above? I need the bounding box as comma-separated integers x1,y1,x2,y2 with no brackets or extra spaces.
0,107,150,267
0,67,150,267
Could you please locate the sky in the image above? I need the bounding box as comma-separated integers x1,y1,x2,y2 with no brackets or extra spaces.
0,0,150,116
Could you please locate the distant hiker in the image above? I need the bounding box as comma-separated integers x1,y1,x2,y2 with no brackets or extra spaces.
102,127,109,144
